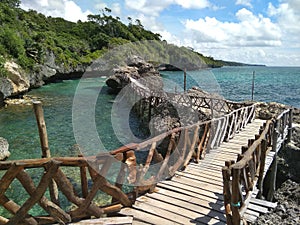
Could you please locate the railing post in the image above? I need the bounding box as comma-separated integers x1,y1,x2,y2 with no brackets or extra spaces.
184,68,187,92
231,168,241,225
33,101,59,206
222,167,233,225
258,139,267,199
267,121,279,201
33,101,50,158
287,109,293,143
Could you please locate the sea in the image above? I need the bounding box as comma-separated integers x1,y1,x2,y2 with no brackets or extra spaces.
0,66,299,216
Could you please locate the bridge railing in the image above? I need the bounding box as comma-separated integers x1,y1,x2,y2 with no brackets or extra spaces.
222,108,293,225
126,78,255,126
0,100,256,224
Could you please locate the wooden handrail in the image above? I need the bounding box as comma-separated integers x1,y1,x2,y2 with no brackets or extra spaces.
223,108,293,225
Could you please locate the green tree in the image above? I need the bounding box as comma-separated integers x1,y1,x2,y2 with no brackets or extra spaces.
0,0,20,8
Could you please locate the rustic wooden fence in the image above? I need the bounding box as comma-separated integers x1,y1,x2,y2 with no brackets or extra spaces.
0,99,256,224
125,77,255,126
222,108,293,225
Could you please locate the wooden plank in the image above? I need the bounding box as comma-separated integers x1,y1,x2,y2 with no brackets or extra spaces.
136,196,225,224
172,176,223,194
145,191,226,217
249,198,277,209
132,221,151,225
66,217,133,225
156,184,224,205
133,201,199,225
248,203,269,214
179,169,224,182
154,187,224,208
187,165,222,174
189,162,222,171
119,208,174,225
158,180,224,200
244,212,258,223
175,171,223,187
244,208,260,217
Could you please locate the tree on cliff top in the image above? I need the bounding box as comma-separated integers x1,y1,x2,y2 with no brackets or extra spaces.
0,0,20,8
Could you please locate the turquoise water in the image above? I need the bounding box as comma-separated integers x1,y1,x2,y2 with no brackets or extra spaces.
0,66,299,217
161,66,300,108
0,78,124,161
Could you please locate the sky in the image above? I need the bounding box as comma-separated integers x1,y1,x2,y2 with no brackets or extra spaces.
20,0,300,66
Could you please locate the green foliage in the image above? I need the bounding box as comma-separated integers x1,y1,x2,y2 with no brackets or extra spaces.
0,1,233,74
0,0,20,8
0,56,8,78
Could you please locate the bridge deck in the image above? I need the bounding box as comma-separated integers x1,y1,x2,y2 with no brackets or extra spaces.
117,119,276,225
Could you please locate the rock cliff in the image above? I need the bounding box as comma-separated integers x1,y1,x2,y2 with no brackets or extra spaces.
0,51,86,102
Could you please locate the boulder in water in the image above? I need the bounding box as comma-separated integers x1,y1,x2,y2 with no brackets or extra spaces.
0,137,10,161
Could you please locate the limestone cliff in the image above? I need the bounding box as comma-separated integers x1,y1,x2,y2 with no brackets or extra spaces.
0,51,86,103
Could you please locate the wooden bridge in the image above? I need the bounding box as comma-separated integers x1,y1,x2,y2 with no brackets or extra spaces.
0,81,293,225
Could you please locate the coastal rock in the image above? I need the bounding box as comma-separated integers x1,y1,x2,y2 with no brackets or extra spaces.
0,137,10,161
256,102,300,123
0,51,88,105
106,56,163,92
254,180,300,225
0,61,30,99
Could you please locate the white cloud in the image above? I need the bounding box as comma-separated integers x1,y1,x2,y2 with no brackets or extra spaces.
174,0,210,9
235,0,252,8
125,0,210,16
184,8,281,47
21,0,92,22
111,3,122,16
268,0,300,47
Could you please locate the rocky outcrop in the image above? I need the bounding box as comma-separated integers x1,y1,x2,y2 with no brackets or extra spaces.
256,102,300,123
0,61,30,98
106,56,163,92
0,51,86,103
0,137,10,161
254,180,300,225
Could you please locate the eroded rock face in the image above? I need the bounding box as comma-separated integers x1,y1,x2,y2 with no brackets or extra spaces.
254,180,300,225
0,137,10,161
0,61,30,99
106,56,163,92
256,102,300,123
0,51,87,101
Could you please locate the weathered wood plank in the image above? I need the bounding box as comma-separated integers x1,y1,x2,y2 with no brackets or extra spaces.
136,196,225,224
249,198,277,209
119,207,184,225
158,180,224,200
144,192,226,219
175,171,223,186
156,184,224,205
66,217,133,225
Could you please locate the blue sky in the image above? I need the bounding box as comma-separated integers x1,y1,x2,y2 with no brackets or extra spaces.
20,0,300,66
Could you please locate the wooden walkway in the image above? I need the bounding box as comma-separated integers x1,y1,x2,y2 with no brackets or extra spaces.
118,119,276,224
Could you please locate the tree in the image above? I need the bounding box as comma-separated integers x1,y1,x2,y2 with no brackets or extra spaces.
0,0,20,8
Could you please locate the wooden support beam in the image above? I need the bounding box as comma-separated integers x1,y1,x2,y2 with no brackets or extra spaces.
7,161,59,225
16,169,71,224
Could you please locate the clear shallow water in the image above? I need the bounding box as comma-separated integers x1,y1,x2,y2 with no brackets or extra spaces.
161,66,300,108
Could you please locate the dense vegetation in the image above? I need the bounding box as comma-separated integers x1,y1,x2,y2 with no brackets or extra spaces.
0,0,250,78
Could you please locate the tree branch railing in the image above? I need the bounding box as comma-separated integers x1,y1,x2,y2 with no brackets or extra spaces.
126,78,256,126
0,100,257,224
222,108,293,225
